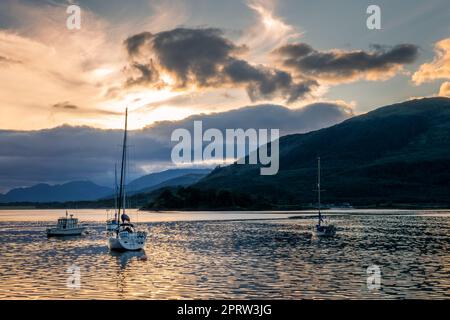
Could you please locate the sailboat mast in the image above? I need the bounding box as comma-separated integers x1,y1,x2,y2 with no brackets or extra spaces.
317,157,322,225
117,108,128,226
114,164,118,216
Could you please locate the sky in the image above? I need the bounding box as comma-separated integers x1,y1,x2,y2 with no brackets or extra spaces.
0,0,449,192
0,0,449,130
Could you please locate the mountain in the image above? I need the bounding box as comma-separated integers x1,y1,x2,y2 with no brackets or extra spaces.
0,168,211,204
135,173,208,194
127,168,211,193
190,97,450,207
0,181,113,203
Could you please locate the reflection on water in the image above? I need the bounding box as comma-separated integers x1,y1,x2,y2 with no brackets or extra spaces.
0,212,449,299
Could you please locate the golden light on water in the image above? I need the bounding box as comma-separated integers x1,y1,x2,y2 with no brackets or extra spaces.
0,209,449,299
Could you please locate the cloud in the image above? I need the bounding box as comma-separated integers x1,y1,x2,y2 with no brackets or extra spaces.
0,102,352,193
413,38,450,85
239,0,301,62
222,59,318,103
274,43,419,83
125,61,161,87
0,2,128,130
52,102,79,110
123,27,316,103
0,55,22,65
124,28,244,88
439,82,450,97
51,101,122,116
124,28,243,88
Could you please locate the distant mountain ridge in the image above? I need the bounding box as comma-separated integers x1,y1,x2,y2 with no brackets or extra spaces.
0,181,113,203
127,168,211,193
133,173,208,194
0,168,211,203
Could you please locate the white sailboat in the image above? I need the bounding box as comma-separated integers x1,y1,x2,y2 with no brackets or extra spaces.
313,157,336,237
108,108,147,251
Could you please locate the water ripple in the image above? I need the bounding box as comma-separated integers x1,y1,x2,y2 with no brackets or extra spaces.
0,213,448,299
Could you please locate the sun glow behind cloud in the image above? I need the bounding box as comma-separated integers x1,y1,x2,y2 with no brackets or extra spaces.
88,105,197,130
89,85,189,129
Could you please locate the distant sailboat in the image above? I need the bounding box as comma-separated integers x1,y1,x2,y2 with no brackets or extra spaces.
108,108,147,251
106,211,118,232
313,157,336,237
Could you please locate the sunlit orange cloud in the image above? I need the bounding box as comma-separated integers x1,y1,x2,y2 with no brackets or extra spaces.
0,1,196,130
0,0,344,131
413,38,450,85
0,2,124,130
439,82,450,97
1,0,284,131
0,30,117,129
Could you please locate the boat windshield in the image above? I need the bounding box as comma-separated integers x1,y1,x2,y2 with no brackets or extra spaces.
57,218,78,229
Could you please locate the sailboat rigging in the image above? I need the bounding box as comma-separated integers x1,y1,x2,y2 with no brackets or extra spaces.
106,164,119,232
313,157,336,237
108,108,147,251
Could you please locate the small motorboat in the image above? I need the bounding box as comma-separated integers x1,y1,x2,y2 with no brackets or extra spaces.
46,211,85,237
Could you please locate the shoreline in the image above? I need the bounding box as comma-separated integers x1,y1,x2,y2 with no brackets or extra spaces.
1,206,450,212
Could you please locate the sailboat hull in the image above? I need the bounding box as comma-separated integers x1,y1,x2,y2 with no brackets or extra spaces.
46,227,85,237
108,231,147,251
314,225,336,237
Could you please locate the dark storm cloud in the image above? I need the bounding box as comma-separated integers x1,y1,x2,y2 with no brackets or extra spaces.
0,102,352,193
222,59,318,103
125,61,160,87
150,28,240,87
123,28,316,103
124,31,153,56
124,28,241,87
274,43,419,81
